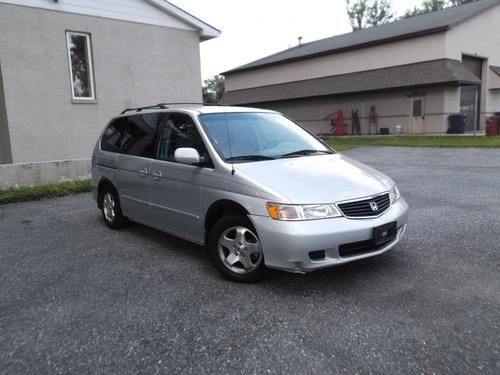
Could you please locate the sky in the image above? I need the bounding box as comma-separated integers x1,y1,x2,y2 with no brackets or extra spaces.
170,0,423,82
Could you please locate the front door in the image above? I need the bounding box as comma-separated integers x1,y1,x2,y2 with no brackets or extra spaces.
410,97,425,134
149,112,211,243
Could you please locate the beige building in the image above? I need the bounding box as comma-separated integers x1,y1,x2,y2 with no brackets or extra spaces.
0,0,218,186
223,0,500,135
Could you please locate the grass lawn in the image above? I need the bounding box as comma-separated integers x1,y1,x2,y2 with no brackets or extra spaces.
0,179,91,205
324,136,500,151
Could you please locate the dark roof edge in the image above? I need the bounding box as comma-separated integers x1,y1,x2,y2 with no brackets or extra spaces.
224,81,476,106
490,65,500,77
224,58,467,94
447,0,500,28
222,26,449,76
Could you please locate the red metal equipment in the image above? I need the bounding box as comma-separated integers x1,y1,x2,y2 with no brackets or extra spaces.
323,110,346,136
485,116,499,136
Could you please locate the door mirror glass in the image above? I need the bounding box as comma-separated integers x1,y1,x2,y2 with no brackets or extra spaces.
174,148,200,165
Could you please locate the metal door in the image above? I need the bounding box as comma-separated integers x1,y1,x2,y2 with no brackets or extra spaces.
410,97,425,134
116,154,151,224
149,112,207,243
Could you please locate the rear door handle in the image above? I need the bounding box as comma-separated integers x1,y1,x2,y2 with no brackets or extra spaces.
138,167,148,177
152,170,162,180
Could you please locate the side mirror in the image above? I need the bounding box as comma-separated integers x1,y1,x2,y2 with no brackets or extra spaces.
174,147,200,165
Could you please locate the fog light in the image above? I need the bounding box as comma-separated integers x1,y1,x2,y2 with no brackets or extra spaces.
309,250,325,261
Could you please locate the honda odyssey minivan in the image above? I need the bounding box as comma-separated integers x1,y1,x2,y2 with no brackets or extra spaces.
91,104,408,282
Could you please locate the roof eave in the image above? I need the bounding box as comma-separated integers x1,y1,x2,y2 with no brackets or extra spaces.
222,26,449,76
144,0,220,41
223,80,479,106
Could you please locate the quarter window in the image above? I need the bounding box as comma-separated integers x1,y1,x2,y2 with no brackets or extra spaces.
100,114,159,158
66,31,95,100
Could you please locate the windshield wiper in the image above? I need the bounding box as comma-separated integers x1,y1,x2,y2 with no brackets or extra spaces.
225,154,276,162
280,149,333,158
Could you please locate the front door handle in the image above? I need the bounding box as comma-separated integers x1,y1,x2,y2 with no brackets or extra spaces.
138,167,148,177
151,170,162,180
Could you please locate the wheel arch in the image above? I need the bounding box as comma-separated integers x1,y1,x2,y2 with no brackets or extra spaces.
204,199,250,234
97,178,118,209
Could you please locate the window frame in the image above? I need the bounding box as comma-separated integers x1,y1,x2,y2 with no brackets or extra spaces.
66,31,96,102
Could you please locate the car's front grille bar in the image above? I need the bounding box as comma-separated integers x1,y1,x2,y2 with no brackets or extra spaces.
337,193,390,218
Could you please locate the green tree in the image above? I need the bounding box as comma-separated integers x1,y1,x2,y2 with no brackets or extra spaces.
202,74,225,104
346,0,394,31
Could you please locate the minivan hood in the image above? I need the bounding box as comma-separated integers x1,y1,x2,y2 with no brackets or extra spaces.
234,154,394,204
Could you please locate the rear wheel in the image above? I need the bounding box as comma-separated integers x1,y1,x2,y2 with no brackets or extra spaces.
208,215,267,282
100,187,128,229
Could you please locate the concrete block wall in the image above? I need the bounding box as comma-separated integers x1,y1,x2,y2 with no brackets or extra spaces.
0,158,91,189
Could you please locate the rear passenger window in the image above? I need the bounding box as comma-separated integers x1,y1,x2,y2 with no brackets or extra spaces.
101,118,128,153
100,114,159,158
121,114,158,158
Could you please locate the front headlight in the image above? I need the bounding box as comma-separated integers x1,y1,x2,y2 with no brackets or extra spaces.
389,185,401,204
266,202,342,221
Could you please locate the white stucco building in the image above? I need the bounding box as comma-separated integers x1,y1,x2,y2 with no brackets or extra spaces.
0,0,219,186
223,0,500,135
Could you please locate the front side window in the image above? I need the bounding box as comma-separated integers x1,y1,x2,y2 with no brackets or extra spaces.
66,31,95,100
157,113,209,163
199,112,332,162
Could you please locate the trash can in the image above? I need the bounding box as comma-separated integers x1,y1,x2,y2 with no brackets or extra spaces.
447,114,467,134
485,116,497,136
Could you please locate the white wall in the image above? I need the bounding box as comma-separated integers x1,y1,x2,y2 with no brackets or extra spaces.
0,3,203,164
0,0,194,31
225,33,448,91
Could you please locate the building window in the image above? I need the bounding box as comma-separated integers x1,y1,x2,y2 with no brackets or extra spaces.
66,31,95,100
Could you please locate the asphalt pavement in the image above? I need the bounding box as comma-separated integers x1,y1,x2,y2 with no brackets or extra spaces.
0,147,499,374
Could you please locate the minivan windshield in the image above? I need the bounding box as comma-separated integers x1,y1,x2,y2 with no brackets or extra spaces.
198,112,333,162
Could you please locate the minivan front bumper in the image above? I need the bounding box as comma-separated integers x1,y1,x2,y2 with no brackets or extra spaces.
250,198,409,273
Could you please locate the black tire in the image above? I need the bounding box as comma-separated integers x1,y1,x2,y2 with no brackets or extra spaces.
100,186,128,229
207,215,267,282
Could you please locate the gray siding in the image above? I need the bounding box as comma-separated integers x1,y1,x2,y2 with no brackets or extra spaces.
250,88,452,135
0,3,202,163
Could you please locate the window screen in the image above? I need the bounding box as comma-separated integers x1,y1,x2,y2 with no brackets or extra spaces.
412,99,422,117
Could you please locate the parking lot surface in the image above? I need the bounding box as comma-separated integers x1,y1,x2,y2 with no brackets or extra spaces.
1,147,499,374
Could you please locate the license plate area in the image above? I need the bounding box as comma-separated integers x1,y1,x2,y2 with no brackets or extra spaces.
373,222,397,246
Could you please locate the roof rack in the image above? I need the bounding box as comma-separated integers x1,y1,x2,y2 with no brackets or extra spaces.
120,102,221,115
120,103,168,115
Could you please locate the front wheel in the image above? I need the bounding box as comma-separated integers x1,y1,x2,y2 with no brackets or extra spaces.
207,215,267,282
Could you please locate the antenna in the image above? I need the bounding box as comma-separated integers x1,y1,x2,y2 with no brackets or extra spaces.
223,113,235,175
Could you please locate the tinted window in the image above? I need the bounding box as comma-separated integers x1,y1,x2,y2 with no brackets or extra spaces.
100,114,159,157
157,113,209,162
101,118,128,153
122,114,159,158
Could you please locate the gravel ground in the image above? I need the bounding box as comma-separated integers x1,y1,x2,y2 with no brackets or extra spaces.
0,147,499,374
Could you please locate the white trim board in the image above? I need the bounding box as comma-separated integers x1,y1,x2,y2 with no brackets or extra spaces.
0,0,220,40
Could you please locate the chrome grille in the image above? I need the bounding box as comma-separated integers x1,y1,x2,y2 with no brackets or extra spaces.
337,193,390,218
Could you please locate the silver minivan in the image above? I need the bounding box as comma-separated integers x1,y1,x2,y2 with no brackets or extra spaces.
91,104,409,282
